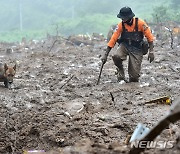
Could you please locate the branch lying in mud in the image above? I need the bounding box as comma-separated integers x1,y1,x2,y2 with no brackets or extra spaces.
109,92,115,102
109,92,116,108
164,26,174,49
49,39,58,52
60,75,74,89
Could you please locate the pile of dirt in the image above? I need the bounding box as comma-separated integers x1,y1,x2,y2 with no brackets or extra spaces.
0,33,179,154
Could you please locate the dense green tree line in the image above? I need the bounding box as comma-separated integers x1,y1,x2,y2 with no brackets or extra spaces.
0,0,179,42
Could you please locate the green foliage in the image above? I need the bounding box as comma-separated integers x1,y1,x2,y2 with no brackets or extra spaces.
75,0,120,16
0,14,120,42
152,1,180,23
0,0,178,42
152,6,171,22
0,29,48,42
170,0,180,9
55,14,119,36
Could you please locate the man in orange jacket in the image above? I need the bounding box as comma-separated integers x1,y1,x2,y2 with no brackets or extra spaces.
102,6,155,82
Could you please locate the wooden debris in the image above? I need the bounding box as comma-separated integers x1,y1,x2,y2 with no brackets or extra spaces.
59,75,74,89
124,135,131,145
145,96,171,105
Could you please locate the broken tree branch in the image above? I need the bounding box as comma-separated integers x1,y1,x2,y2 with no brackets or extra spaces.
165,26,174,49
60,75,74,89
49,39,58,52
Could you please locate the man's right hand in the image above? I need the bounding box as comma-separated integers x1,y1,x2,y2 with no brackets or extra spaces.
101,46,112,64
101,53,108,64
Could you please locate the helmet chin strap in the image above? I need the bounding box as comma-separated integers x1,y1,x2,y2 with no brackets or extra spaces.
123,18,133,26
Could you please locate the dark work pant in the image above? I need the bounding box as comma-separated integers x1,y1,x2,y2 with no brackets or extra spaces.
112,43,143,81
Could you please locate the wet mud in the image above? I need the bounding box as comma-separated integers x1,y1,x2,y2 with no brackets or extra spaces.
0,34,179,154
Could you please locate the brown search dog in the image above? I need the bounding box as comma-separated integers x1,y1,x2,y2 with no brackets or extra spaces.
0,63,16,88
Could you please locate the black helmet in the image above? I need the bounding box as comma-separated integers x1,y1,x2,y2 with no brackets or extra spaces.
117,6,135,20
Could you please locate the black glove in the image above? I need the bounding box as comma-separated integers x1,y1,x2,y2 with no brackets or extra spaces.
148,41,154,51
101,46,111,64
148,52,154,63
147,42,154,63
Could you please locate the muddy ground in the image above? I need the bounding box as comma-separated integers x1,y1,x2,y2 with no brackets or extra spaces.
0,33,179,154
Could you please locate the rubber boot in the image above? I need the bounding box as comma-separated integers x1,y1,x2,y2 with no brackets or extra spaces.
129,78,139,82
112,55,125,81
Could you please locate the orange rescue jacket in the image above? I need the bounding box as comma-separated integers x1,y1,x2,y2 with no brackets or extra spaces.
108,18,154,48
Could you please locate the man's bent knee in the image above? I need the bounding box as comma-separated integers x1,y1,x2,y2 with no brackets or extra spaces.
112,55,123,68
